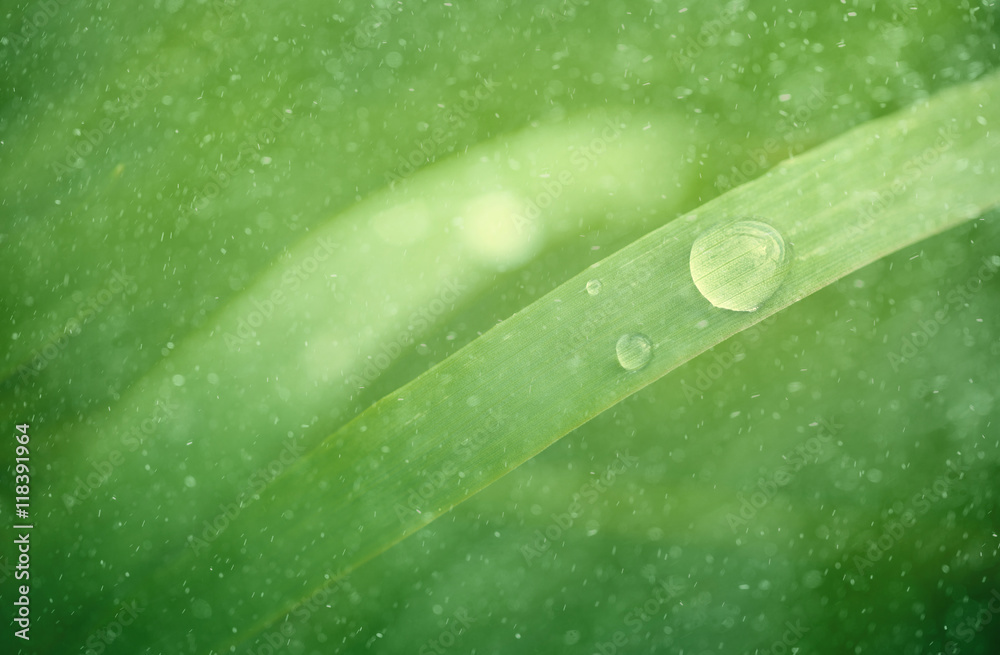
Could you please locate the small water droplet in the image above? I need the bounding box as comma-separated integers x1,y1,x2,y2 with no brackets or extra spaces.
689,219,791,312
586,279,602,296
616,333,652,371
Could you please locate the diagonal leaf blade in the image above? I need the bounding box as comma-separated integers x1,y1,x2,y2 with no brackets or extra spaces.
96,71,1000,653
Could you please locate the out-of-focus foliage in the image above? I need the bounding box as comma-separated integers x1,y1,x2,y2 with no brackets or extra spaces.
1,0,998,653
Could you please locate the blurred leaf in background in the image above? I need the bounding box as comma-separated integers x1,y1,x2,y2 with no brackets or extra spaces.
1,0,999,653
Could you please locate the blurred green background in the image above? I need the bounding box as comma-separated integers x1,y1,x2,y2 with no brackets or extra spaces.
1,0,999,653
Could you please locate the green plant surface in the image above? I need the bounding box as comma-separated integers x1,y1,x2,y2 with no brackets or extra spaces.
10,108,697,650
2,1,999,654
28,70,1000,654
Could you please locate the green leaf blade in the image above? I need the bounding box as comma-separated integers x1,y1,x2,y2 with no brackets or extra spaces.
100,71,1000,653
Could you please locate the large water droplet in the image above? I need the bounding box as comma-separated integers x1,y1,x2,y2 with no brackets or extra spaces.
616,333,652,371
689,219,790,312
586,279,602,296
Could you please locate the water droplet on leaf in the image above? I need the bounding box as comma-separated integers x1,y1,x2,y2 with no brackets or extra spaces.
689,219,790,312
586,279,602,296
616,333,652,371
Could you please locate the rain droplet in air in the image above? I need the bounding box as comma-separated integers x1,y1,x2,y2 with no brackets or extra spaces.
689,218,791,312
586,279,602,296
616,333,652,371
